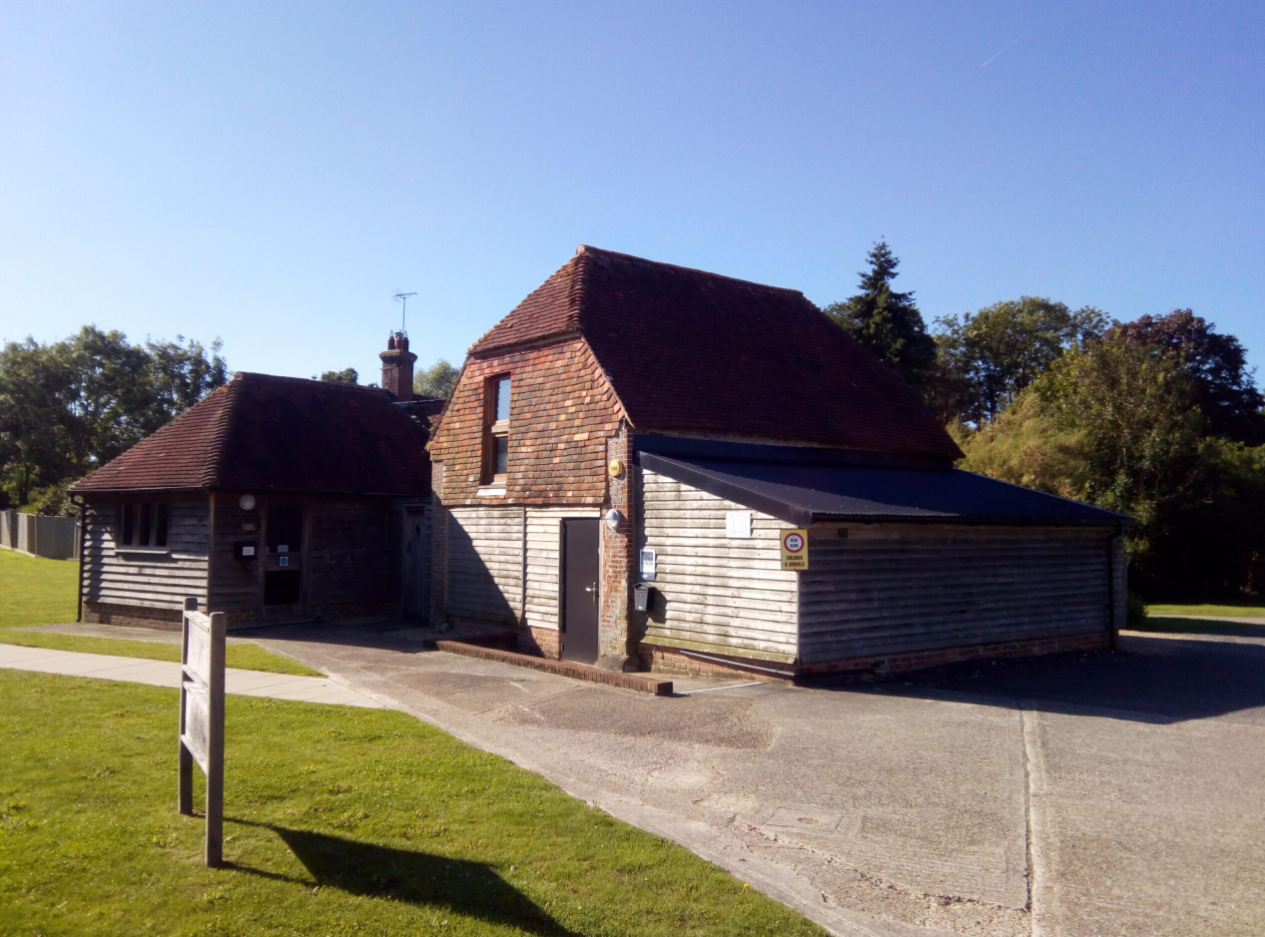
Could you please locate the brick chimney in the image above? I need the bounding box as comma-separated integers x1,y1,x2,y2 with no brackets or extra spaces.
379,331,417,402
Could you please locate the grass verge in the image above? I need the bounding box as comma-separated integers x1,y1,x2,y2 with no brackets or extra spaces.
1144,602,1265,620
0,670,823,937
0,549,322,677
1132,616,1265,634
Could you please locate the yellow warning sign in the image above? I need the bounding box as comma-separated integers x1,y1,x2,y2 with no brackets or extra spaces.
780,529,809,571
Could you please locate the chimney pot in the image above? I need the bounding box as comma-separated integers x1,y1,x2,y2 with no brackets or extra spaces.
380,330,417,402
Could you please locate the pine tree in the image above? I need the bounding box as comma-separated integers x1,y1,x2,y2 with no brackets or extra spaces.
825,241,937,395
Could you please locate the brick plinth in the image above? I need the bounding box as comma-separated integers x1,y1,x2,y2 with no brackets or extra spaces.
641,630,1113,681
517,626,561,659
84,602,182,630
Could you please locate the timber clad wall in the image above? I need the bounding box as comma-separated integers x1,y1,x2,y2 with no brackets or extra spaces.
83,500,209,612
308,501,390,608
638,470,799,663
524,506,601,631
798,526,1113,664
447,506,524,623
428,339,623,505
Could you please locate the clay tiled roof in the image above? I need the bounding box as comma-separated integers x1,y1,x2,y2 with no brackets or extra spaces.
73,373,432,495
470,246,962,461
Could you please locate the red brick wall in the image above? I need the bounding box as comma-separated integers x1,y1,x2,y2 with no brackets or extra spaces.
598,422,635,664
428,338,624,506
517,625,561,659
84,602,182,630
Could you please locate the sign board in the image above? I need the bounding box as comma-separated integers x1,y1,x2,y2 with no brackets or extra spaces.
780,529,809,571
725,511,752,539
179,597,226,868
639,548,657,582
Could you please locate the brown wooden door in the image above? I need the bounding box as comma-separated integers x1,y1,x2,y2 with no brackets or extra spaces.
561,519,600,664
401,507,430,620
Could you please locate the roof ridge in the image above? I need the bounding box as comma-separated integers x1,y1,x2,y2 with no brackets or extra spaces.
234,371,391,395
575,244,807,297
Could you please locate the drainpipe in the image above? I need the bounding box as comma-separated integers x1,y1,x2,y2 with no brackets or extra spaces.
71,494,86,623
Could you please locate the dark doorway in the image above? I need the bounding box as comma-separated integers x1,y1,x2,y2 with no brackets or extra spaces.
261,501,306,616
561,519,599,664
402,507,429,620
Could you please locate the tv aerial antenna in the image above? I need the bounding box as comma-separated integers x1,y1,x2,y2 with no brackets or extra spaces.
392,290,417,334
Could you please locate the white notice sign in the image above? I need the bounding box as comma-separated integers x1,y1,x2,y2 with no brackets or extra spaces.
640,548,657,581
725,511,752,539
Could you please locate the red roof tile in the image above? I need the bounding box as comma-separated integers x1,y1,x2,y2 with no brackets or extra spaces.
73,373,432,495
470,246,962,461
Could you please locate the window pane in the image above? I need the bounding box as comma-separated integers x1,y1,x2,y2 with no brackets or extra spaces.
493,434,508,476
120,503,134,545
495,377,511,422
155,504,169,547
138,504,152,546
267,503,303,554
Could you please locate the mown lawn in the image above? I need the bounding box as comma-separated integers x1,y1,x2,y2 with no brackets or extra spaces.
1134,616,1265,634
0,670,824,937
1145,602,1265,620
0,550,322,676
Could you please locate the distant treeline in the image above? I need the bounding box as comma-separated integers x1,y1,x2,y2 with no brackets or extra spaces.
0,327,227,514
831,242,1265,600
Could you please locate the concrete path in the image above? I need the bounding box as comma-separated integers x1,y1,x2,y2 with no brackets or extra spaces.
244,624,1265,937
0,643,382,708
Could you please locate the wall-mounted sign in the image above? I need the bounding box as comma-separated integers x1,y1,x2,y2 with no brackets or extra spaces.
725,511,752,539
279,556,289,567
781,529,809,571
640,548,657,581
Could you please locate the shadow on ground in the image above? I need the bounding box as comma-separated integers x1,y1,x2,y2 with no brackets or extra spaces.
812,630,1265,725
228,820,580,937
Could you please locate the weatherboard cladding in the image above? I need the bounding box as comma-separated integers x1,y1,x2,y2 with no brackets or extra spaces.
73,373,432,496
467,245,963,460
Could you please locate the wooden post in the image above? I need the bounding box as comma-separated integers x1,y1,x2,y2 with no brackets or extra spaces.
178,598,196,816
178,596,226,868
204,609,225,868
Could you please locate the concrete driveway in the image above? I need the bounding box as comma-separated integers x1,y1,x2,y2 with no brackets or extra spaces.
254,625,1265,937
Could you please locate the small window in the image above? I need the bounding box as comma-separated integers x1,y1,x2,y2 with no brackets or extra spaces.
482,375,511,484
116,502,169,548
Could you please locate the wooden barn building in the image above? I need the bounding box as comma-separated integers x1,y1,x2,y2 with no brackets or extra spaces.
72,338,441,630
427,245,1130,677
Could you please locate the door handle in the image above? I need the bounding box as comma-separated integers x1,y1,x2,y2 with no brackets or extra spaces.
585,583,598,605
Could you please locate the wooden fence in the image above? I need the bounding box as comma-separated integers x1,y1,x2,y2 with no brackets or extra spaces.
0,511,80,560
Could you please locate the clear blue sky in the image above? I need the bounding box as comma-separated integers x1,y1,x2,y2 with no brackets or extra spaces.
2,1,1262,383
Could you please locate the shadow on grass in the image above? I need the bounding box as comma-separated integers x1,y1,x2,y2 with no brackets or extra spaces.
227,820,580,937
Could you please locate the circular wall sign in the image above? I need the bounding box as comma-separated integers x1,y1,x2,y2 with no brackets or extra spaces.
783,532,805,553
238,494,257,511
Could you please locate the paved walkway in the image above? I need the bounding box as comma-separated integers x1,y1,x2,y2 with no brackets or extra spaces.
0,643,382,708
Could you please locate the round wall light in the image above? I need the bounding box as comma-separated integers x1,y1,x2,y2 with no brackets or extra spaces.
238,494,257,511
607,458,625,478
605,508,622,529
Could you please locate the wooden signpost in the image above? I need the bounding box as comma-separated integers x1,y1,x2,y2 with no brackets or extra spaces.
178,597,226,868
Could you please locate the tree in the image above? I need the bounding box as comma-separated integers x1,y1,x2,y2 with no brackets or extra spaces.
0,327,227,507
317,367,359,384
934,299,1108,424
147,336,228,430
415,359,460,399
824,241,937,395
1110,309,1265,445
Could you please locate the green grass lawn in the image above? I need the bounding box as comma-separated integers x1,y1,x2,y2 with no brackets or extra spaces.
1144,602,1265,620
1133,616,1265,634
0,550,322,676
0,670,824,937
